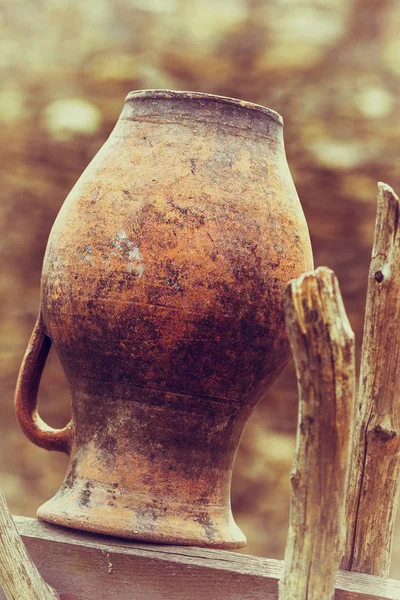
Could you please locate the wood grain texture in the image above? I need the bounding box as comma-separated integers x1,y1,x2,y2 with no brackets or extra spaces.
279,267,356,600
342,183,400,577
0,517,398,600
0,491,59,600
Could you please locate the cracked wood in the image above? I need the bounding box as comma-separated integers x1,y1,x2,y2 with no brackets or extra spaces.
342,182,400,577
0,488,58,600
279,267,356,600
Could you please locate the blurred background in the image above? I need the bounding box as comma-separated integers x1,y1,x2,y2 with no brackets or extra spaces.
1,0,400,576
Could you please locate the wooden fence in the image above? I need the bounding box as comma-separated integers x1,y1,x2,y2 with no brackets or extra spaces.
0,517,398,600
0,183,399,599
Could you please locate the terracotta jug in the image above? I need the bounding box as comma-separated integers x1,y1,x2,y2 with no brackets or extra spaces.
15,90,313,548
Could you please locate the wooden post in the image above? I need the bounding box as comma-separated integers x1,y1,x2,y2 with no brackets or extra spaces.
279,267,356,600
342,182,400,577
0,487,59,600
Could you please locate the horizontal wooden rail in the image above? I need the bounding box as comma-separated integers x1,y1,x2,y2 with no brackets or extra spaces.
0,517,398,600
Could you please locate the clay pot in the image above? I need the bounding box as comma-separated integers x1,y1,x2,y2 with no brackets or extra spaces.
15,90,313,548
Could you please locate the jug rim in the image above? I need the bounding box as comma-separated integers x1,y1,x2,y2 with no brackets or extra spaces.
125,89,283,126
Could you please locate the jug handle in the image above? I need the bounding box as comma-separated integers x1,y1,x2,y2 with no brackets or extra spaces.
15,317,73,455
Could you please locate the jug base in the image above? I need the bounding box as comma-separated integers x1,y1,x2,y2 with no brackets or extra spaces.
37,484,246,549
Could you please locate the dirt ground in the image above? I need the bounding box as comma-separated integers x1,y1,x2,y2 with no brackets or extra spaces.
1,0,400,577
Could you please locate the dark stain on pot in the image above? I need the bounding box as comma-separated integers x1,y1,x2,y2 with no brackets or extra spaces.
80,481,94,507
96,433,118,456
134,506,160,532
164,258,187,293
63,458,78,490
195,512,218,542
167,197,188,216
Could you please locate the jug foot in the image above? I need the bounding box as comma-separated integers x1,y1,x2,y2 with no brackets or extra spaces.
37,482,246,549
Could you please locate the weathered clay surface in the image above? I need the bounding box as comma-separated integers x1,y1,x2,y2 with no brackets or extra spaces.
15,90,313,547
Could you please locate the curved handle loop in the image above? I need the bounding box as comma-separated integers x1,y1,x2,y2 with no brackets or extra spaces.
15,317,73,454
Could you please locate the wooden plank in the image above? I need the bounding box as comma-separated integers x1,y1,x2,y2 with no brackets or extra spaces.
0,517,398,600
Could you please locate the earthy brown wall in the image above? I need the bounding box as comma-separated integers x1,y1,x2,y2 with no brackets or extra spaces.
1,0,399,575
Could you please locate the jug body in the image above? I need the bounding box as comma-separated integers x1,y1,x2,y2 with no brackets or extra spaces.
15,90,313,547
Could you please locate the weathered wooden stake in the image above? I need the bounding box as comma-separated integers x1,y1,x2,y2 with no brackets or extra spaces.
342,182,400,577
0,487,59,600
279,267,356,600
